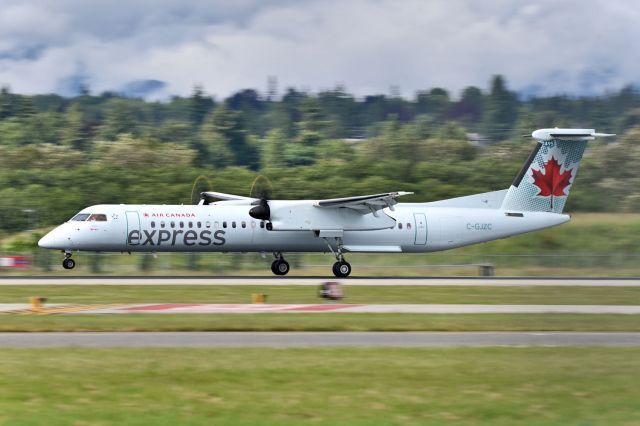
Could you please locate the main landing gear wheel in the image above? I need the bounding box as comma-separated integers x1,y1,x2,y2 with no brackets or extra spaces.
62,258,75,270
332,261,351,278
271,259,290,276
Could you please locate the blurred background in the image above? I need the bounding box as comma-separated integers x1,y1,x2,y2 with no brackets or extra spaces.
1,0,639,276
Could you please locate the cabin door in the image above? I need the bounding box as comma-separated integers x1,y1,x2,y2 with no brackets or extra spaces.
413,213,427,245
125,211,141,246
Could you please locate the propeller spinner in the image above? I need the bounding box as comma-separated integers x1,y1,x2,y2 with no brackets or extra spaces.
248,175,273,221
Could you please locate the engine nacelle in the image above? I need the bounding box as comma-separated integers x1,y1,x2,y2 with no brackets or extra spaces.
249,201,270,221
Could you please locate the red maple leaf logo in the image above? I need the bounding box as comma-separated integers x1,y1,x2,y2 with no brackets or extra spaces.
531,156,573,209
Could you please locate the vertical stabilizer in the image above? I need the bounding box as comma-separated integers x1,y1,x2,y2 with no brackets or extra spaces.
501,128,613,213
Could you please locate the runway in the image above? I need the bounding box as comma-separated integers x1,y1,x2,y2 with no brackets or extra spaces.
2,331,640,347
3,303,640,314
2,276,640,286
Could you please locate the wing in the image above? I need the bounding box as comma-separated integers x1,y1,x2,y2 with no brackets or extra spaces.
201,191,254,201
314,191,413,215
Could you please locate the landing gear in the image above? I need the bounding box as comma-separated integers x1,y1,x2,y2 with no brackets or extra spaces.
271,253,290,276
62,252,75,270
320,236,353,278
332,260,351,278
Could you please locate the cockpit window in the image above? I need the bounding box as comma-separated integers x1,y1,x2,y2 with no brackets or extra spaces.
71,213,90,221
88,214,108,222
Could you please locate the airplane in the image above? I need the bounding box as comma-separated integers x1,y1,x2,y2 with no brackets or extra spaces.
38,128,613,277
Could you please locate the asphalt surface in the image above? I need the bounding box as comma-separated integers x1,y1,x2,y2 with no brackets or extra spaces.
2,277,640,286
2,332,640,347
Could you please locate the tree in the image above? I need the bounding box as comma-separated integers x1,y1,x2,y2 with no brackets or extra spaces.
260,128,287,169
94,134,195,168
617,108,640,133
0,86,13,119
16,96,36,118
24,112,64,145
484,75,519,141
415,88,451,118
98,98,140,140
199,130,235,168
61,104,90,150
198,106,241,168
276,88,305,138
225,89,265,135
317,86,357,138
189,85,215,125
450,86,484,124
297,97,328,147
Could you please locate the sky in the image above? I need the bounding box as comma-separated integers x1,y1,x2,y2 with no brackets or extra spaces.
0,0,639,100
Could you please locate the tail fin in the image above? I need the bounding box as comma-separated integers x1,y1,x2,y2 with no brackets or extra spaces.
501,128,614,213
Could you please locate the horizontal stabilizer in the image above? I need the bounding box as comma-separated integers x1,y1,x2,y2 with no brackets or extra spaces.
532,128,615,141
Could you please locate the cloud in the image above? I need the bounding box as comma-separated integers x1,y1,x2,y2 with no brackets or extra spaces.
0,0,639,98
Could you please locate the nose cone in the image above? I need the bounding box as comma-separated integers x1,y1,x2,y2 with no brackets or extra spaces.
38,227,70,249
38,232,58,249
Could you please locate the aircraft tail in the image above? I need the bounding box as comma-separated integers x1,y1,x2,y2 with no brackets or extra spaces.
501,128,614,213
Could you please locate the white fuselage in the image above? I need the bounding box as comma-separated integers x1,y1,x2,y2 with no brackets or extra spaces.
38,201,570,254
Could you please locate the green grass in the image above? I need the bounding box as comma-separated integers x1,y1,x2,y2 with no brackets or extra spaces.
2,313,640,332
1,347,639,425
2,284,640,305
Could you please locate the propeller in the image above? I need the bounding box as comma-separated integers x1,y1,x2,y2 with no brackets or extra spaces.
190,175,213,205
192,174,273,222
248,175,273,221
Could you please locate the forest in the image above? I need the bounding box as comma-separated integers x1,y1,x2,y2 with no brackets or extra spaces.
1,75,640,235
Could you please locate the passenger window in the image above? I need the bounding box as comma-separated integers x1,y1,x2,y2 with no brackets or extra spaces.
151,221,156,228
161,221,165,228
251,221,256,228
214,221,219,228
170,221,175,228
241,221,246,228
407,223,411,230
223,221,227,228
197,221,201,228
398,223,403,229
88,214,107,222
71,213,90,221
179,221,184,228
260,221,264,229
232,222,237,228
188,221,193,228
206,221,211,228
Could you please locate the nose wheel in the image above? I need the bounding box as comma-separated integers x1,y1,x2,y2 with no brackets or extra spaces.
271,253,290,276
62,253,75,270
